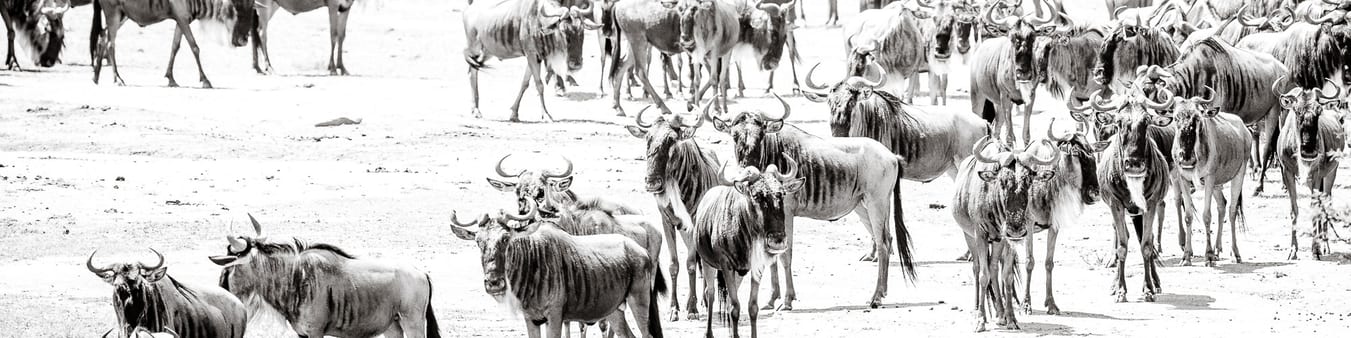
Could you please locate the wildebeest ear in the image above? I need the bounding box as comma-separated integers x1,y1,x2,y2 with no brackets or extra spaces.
449,224,477,241
1093,141,1110,152
711,117,729,132
548,176,574,191
1068,110,1088,122
1204,108,1221,118
1280,96,1296,109
625,125,648,138
765,121,785,133
1151,115,1173,127
782,179,804,193
486,178,517,192
1035,170,1056,181
141,266,167,282
977,170,998,182
1035,25,1055,35
1095,112,1115,125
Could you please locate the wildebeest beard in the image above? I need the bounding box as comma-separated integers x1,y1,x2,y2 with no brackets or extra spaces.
1060,136,1100,204
561,18,586,73
1299,111,1324,159
114,276,170,335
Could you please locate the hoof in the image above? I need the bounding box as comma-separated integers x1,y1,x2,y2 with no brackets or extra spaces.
868,299,881,309
956,252,972,261
1234,255,1243,264
974,323,987,333
777,301,794,311
1021,303,1032,315
1142,293,1156,302
201,81,213,89
685,311,701,321
859,252,879,262
1114,291,1128,303
1002,321,1021,330
167,80,179,88
1181,256,1192,266
1046,304,1061,315
670,308,681,321
471,108,483,119
1287,248,1298,260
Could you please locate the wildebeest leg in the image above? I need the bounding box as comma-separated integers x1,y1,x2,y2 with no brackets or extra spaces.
1201,178,1217,267
1213,188,1227,257
1021,235,1033,314
327,6,351,76
1175,180,1198,266
547,311,566,338
602,310,634,338
661,54,677,99
656,203,684,320
774,215,799,310
105,15,126,86
996,242,1019,329
827,0,838,25
854,208,879,262
253,6,277,75
938,73,948,105
705,272,716,338
724,272,744,338
1021,94,1036,146
524,318,543,338
734,62,746,98
1043,226,1061,315
470,66,483,118
682,227,701,319
3,18,18,70
383,322,405,338
966,233,989,332
1109,206,1129,302
864,201,892,308
1141,206,1161,301
627,277,654,338
508,59,536,122
1281,155,1300,260
763,262,780,310
1227,166,1246,263
1255,112,1281,194
749,276,761,338
172,20,212,88
165,27,184,88
632,47,676,116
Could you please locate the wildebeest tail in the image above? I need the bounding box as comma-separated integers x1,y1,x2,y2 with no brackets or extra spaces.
425,275,443,338
653,263,668,296
893,155,917,281
606,16,624,88
648,271,665,338
715,269,733,334
980,100,997,124
1236,192,1247,233
90,0,103,62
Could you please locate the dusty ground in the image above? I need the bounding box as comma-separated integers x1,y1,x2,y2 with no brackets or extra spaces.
3,0,1351,337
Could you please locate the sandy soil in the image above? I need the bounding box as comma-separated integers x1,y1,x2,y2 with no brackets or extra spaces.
3,0,1351,337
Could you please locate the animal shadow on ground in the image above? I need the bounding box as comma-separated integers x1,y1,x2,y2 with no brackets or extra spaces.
1052,310,1143,321
560,92,601,101
791,301,944,314
1015,321,1076,335
1320,251,1351,264
1216,261,1292,274
1153,294,1219,311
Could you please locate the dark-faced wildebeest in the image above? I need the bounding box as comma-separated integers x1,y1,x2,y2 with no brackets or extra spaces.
463,0,599,122
726,0,799,98
952,135,1059,331
840,0,936,104
625,101,724,320
1276,84,1346,260
88,248,247,338
209,215,442,337
709,94,915,310
968,0,1057,145
449,200,665,338
89,0,253,88
1,0,67,69
1148,86,1252,266
695,159,801,338
1090,91,1174,303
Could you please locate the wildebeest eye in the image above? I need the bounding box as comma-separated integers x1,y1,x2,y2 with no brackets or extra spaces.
977,171,999,182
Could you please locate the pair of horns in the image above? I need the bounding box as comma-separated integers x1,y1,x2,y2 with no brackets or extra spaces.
494,154,573,179
985,0,1056,30
87,248,164,275
803,61,888,92
972,135,1060,166
450,200,539,232
722,154,800,185
707,93,792,126
634,100,709,130
753,0,797,12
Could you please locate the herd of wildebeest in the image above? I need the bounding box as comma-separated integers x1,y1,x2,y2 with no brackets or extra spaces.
6,0,1348,336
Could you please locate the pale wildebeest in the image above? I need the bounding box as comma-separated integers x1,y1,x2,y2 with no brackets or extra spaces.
1276,84,1346,260
485,153,661,336
1,0,68,69
625,102,724,320
728,0,801,98
606,0,685,116
449,200,665,338
952,135,1059,331
248,0,375,75
709,94,915,309
801,62,986,182
840,0,936,104
694,160,801,338
88,0,252,88
210,215,442,338
1013,118,1100,315
1147,86,1252,266
968,0,1056,144
463,0,599,121
1091,92,1173,303
87,249,247,338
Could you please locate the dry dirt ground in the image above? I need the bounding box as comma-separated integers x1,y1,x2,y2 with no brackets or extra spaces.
3,0,1351,337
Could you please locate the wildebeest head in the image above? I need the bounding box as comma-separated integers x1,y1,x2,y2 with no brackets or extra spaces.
972,135,1059,239
983,0,1056,99
485,154,576,217
1095,12,1180,97
230,0,254,47
626,101,711,192
724,157,803,253
1045,117,1102,204
1087,88,1173,213
1145,86,1217,169
560,1,602,73
87,248,169,338
1237,7,1294,33
207,214,356,303
743,0,796,70
676,0,716,52
1280,84,1342,162
709,93,793,165
801,61,889,137
448,200,543,297
12,0,70,67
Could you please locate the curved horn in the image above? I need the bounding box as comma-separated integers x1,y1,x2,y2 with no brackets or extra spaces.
248,213,263,237
541,2,569,18
634,105,657,128
678,102,709,130
1307,8,1343,24
916,0,937,9
971,135,1002,163
1273,76,1288,96
1197,85,1216,105
866,61,887,89
86,249,112,275
570,5,593,17
142,248,165,270
1089,90,1122,112
1239,14,1269,27
449,211,486,228
504,199,540,223
1144,88,1177,111
760,93,792,122
494,154,525,178
1046,118,1072,142
1024,0,1056,27
984,1,1018,29
1323,0,1340,5
545,155,573,178
772,153,800,181
1023,139,1060,166
804,63,829,90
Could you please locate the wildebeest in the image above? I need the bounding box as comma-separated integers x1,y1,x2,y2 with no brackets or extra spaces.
840,0,936,104
87,248,247,338
1148,86,1252,266
727,0,799,98
463,0,598,121
625,101,724,320
1,0,67,69
1106,0,1153,20
1090,91,1173,303
1016,118,1100,315
1096,13,1181,98
606,0,685,116
694,159,800,338
1275,84,1346,260
952,135,1059,331
968,0,1057,144
209,215,441,337
678,0,793,113
1038,16,1107,112
449,200,665,338
709,94,915,309
88,0,253,88
801,62,986,181
248,0,370,75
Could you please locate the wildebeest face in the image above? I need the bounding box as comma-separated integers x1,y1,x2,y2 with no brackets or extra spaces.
1163,95,1217,169
746,0,794,70
230,0,254,47
974,138,1057,239
562,19,586,73
87,249,167,337
733,161,801,253
711,94,792,165
450,202,542,297
1009,22,1053,85
485,154,575,216
19,0,70,67
626,104,708,192
933,16,955,60
1119,107,1170,176
677,0,713,52
1281,88,1339,161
